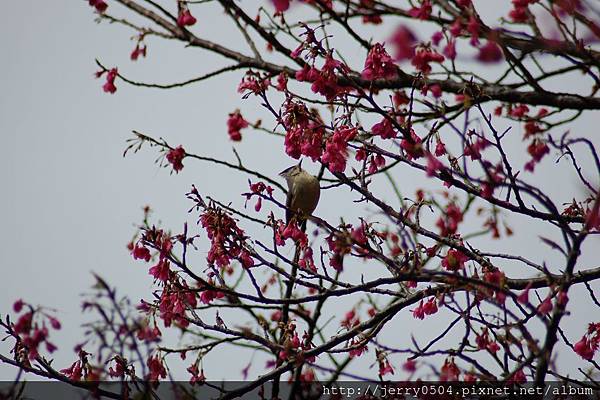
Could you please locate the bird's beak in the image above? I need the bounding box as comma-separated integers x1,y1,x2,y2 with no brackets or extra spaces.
297,159,303,169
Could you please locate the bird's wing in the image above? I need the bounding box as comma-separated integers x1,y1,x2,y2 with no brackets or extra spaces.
285,188,293,224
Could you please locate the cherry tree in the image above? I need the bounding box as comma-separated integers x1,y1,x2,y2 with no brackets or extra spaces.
2,0,600,398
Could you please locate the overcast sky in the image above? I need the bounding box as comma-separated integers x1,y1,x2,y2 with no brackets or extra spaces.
1,0,599,382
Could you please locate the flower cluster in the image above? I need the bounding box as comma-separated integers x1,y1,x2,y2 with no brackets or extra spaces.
400,129,424,159
411,297,439,320
296,55,349,101
201,205,254,269
166,145,186,173
321,125,357,173
238,71,270,96
441,249,469,271
524,139,549,172
326,230,352,271
132,228,174,282
96,67,118,94
390,25,417,60
411,47,444,74
574,323,600,360
227,110,249,142
436,203,464,236
509,0,537,23
475,329,500,353
11,300,60,361
159,278,197,327
60,351,96,382
245,181,274,212
282,100,324,161
361,43,397,80
371,117,397,139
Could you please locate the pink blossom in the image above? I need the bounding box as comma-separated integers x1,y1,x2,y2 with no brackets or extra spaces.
177,9,197,27
166,145,185,172
412,300,425,320
574,336,595,360
440,358,460,381
426,153,444,177
409,0,432,20
361,43,397,80
132,244,151,262
149,259,170,282
443,39,457,60
227,111,249,142
411,48,445,74
321,126,356,173
478,41,503,63
442,249,469,271
390,26,417,60
272,0,290,12
371,117,396,139
101,68,118,94
537,295,553,315
88,0,107,13
13,299,24,313
517,283,532,304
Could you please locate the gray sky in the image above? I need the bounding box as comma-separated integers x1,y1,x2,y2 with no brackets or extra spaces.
1,0,599,382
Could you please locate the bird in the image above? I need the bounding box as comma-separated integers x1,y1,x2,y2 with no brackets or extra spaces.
279,160,321,231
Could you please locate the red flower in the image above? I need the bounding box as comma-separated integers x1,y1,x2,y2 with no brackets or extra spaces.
508,369,527,383
282,100,324,161
238,71,270,95
426,153,444,177
227,111,249,142
411,48,445,74
130,44,147,61
443,39,457,60
390,25,417,60
371,117,396,139
573,336,595,360
435,140,447,156
403,359,417,372
517,283,532,304
409,0,432,19
321,126,356,173
166,145,185,172
149,259,170,282
49,317,61,330
275,73,288,91
132,244,151,262
88,0,107,13
101,68,118,94
362,43,397,80
13,299,24,313
177,9,197,27
400,130,424,160
272,0,290,12
412,300,425,320
509,104,530,118
187,363,206,385
379,360,394,376
146,355,167,381
440,358,460,381
61,361,83,381
442,249,469,271
477,41,503,63
422,298,438,315
537,295,553,315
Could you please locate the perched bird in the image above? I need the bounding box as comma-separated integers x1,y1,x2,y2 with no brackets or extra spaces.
279,161,321,230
